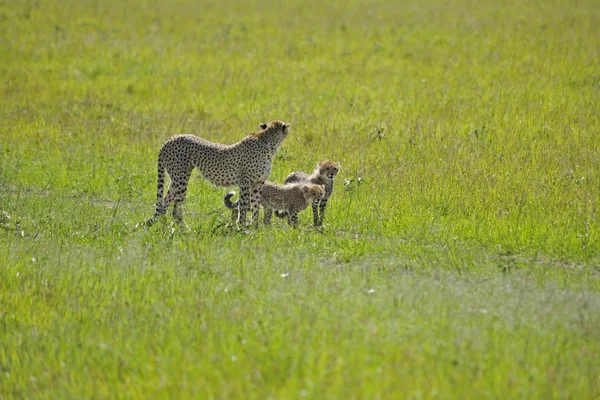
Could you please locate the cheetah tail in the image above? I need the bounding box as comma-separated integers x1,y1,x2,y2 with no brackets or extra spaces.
223,191,238,209
273,210,288,219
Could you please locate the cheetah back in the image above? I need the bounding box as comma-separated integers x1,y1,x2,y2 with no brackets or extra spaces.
283,171,310,185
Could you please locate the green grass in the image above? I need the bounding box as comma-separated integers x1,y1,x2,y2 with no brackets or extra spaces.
1,0,600,397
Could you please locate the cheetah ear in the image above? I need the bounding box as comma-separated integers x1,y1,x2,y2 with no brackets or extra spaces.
317,161,323,168
302,186,309,193
260,123,268,130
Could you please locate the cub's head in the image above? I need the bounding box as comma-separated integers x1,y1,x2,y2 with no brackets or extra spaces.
303,184,326,202
317,161,340,180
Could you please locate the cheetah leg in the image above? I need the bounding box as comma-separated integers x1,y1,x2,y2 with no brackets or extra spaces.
311,201,320,227
154,197,165,218
288,211,299,227
161,182,176,217
236,185,251,226
168,169,192,224
316,199,328,226
146,159,166,226
263,206,273,225
250,182,264,228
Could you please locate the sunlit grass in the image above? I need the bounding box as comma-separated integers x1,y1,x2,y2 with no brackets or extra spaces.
1,0,599,397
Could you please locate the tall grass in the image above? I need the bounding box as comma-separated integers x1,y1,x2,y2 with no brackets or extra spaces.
1,0,599,397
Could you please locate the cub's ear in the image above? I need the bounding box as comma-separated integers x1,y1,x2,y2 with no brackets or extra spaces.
302,186,309,193
260,123,268,130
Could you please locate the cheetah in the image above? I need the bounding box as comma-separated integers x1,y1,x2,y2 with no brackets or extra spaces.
224,182,325,227
276,161,340,227
147,120,290,226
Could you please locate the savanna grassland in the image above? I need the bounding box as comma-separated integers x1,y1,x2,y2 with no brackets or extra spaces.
1,0,600,398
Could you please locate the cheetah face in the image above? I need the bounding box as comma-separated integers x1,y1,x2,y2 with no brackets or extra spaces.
303,184,325,202
318,161,340,180
314,185,325,200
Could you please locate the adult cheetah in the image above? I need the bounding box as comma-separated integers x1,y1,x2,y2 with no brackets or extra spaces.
276,161,340,227
147,120,290,226
224,182,325,227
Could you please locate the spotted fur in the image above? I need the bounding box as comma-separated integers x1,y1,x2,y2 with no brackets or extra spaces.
224,182,325,227
276,161,340,226
147,120,290,226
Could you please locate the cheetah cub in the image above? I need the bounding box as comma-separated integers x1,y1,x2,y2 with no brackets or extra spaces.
147,120,290,227
224,182,325,227
277,161,340,227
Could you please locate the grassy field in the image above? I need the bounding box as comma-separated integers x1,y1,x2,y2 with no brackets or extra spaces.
1,0,600,398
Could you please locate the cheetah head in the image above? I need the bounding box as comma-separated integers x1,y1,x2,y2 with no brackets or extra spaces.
256,120,291,146
259,120,290,135
317,161,340,181
303,184,326,203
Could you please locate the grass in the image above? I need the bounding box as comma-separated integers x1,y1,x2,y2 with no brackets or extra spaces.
1,0,600,397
